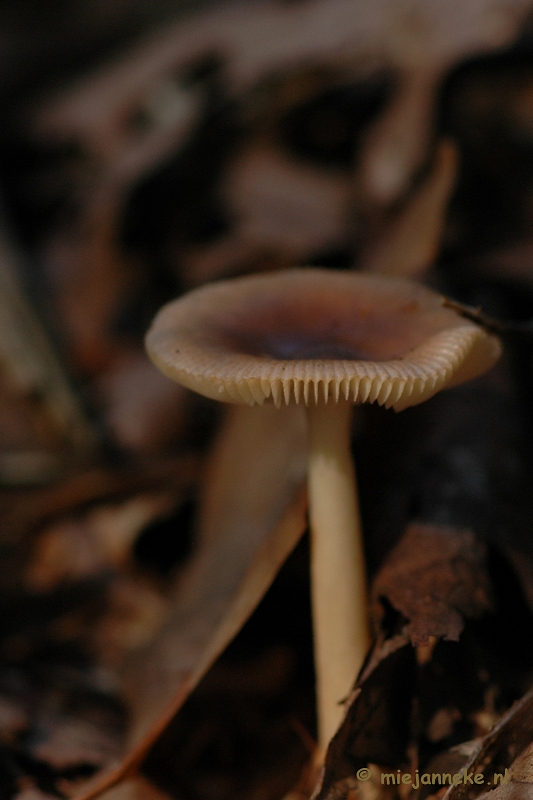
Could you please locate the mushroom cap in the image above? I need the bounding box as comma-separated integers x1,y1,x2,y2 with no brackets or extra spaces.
146,268,501,411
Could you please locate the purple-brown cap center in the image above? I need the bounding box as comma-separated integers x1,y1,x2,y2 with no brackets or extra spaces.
218,291,444,362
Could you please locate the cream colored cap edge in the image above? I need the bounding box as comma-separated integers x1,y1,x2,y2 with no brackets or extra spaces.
147,324,501,412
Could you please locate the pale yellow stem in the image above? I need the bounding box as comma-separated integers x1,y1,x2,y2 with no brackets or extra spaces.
307,399,370,749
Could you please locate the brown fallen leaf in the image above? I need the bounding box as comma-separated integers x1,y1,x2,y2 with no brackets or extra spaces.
475,786,533,800
0,456,199,548
40,196,140,377
0,459,199,671
356,67,439,208
0,220,95,484
179,236,294,290
125,403,308,741
352,0,530,210
361,139,458,278
311,633,414,800
34,75,203,382
25,493,176,592
309,512,517,799
0,694,27,740
14,789,57,800
32,716,122,773
0,652,127,800
94,777,174,800
49,573,171,670
71,403,308,799
221,142,352,260
14,776,172,800
510,742,533,783
96,352,190,454
32,0,531,168
180,139,353,288
444,686,533,800
371,522,492,646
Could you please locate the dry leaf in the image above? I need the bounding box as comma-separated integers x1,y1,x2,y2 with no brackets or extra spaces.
0,458,198,668
34,74,203,379
14,789,58,800
181,140,353,287
0,456,199,547
25,493,176,592
355,67,437,207
444,687,533,800
32,717,121,773
72,403,308,799
475,786,533,800
94,777,174,800
88,576,170,668
0,220,94,483
97,353,190,454
312,634,413,800
510,742,533,783
372,522,492,645
361,139,458,277
125,403,308,744
223,143,352,258
33,0,532,162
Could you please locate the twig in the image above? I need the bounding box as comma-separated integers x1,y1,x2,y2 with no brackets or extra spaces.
442,297,533,339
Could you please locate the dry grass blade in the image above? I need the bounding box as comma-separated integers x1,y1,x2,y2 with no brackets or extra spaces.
72,404,308,799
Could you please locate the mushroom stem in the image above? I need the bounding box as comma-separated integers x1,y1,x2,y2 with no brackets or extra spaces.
307,399,370,749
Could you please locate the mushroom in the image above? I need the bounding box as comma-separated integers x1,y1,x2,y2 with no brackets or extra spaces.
145,267,501,748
